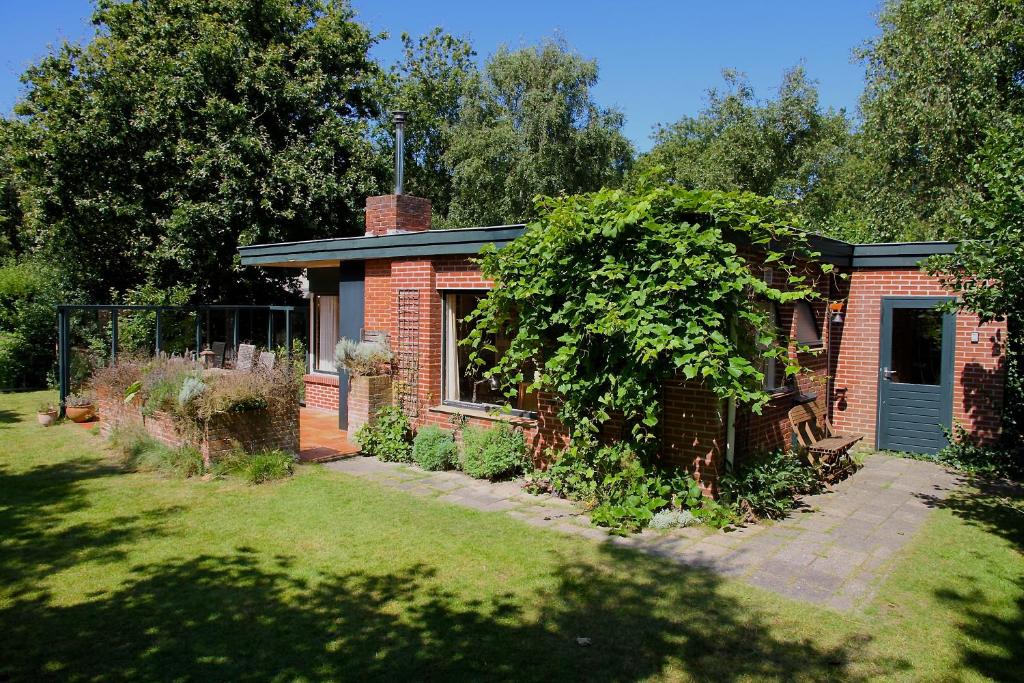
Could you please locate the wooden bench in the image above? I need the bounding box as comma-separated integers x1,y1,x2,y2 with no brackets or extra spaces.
788,399,863,483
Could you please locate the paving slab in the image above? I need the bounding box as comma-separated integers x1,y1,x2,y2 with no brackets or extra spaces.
322,452,962,613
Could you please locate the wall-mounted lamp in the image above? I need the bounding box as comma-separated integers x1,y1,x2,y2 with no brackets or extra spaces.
830,301,845,325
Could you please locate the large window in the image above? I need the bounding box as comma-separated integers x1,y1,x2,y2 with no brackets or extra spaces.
442,291,536,414
312,294,338,372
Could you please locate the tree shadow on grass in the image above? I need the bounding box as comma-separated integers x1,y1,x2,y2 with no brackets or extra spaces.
0,544,907,682
0,407,18,427
924,480,1024,681
0,457,180,597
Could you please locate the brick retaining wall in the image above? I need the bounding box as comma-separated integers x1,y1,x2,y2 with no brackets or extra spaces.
97,390,299,466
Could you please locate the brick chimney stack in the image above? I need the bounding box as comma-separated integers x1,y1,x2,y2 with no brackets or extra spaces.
364,194,432,236
364,110,432,236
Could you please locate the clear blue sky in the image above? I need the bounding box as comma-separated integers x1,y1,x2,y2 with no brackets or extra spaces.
0,1,882,151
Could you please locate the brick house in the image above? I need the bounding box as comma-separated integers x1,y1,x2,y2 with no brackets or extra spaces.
240,191,1006,490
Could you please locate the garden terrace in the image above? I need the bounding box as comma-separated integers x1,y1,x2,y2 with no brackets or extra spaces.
56,304,306,418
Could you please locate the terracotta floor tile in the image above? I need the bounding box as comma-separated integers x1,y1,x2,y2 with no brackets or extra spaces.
299,407,359,462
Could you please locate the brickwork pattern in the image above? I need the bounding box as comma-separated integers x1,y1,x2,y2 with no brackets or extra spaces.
97,390,300,467
347,375,393,435
830,268,1006,446
364,194,431,236
304,373,339,411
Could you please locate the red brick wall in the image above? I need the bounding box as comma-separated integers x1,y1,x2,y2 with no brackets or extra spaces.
304,373,339,411
341,223,1006,484
830,267,1006,446
97,390,299,466
347,375,393,434
725,251,833,463
365,195,431,236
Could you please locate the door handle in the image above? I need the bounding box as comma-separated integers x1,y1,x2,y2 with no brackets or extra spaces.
882,367,897,381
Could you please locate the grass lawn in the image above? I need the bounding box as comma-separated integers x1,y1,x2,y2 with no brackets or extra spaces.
1,390,1021,681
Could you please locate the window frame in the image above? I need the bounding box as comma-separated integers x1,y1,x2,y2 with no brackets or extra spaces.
761,301,794,395
793,300,824,349
310,293,339,375
439,289,538,419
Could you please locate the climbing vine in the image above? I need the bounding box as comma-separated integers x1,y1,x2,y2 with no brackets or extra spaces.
466,177,829,448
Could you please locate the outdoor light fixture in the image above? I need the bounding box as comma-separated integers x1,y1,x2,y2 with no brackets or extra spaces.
830,301,845,325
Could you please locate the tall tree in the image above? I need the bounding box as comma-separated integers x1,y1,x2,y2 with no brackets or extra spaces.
633,67,853,236
12,0,384,304
927,114,1024,441
379,28,478,225
444,39,633,227
0,119,24,258
857,0,1024,239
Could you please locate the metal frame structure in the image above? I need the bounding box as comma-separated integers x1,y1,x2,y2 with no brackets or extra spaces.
56,304,304,416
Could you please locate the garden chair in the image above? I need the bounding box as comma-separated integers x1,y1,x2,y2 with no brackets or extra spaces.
211,342,226,369
257,351,275,373
235,343,256,372
788,398,862,484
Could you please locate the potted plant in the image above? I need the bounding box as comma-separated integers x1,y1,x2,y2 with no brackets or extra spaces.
37,403,59,427
64,393,95,423
335,338,394,434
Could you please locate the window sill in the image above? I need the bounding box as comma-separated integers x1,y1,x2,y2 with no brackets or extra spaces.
428,403,538,426
796,343,825,353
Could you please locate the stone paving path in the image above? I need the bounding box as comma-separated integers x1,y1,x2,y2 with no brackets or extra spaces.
324,453,963,612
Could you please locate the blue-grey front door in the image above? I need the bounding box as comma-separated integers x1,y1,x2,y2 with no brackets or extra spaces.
877,297,955,454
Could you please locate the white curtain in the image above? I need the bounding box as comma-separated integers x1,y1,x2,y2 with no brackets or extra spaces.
443,294,460,401
317,295,339,372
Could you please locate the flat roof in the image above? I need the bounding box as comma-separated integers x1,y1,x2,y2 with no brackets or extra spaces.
239,225,526,268
238,224,957,270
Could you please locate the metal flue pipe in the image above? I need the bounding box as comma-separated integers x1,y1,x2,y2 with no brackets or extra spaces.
393,110,407,195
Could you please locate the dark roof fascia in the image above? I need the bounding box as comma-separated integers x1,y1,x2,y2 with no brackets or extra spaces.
238,222,957,270
239,225,526,267
807,233,854,265
850,241,957,268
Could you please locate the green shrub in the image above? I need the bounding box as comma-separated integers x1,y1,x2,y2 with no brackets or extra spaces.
354,406,412,462
108,423,204,478
0,330,28,389
214,448,294,484
905,423,1023,479
460,423,527,480
412,425,457,471
719,450,821,521
545,441,729,533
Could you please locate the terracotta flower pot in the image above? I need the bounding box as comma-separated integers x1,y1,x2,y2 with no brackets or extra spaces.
65,405,94,423
37,410,58,427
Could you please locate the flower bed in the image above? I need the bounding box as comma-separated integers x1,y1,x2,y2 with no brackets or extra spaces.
92,356,300,467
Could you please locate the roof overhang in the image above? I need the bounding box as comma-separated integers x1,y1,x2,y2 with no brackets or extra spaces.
239,225,526,268
850,241,957,268
239,224,958,271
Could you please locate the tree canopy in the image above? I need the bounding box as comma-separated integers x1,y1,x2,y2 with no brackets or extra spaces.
444,39,634,227
633,68,851,217
856,0,1024,240
10,0,384,304
378,28,478,225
